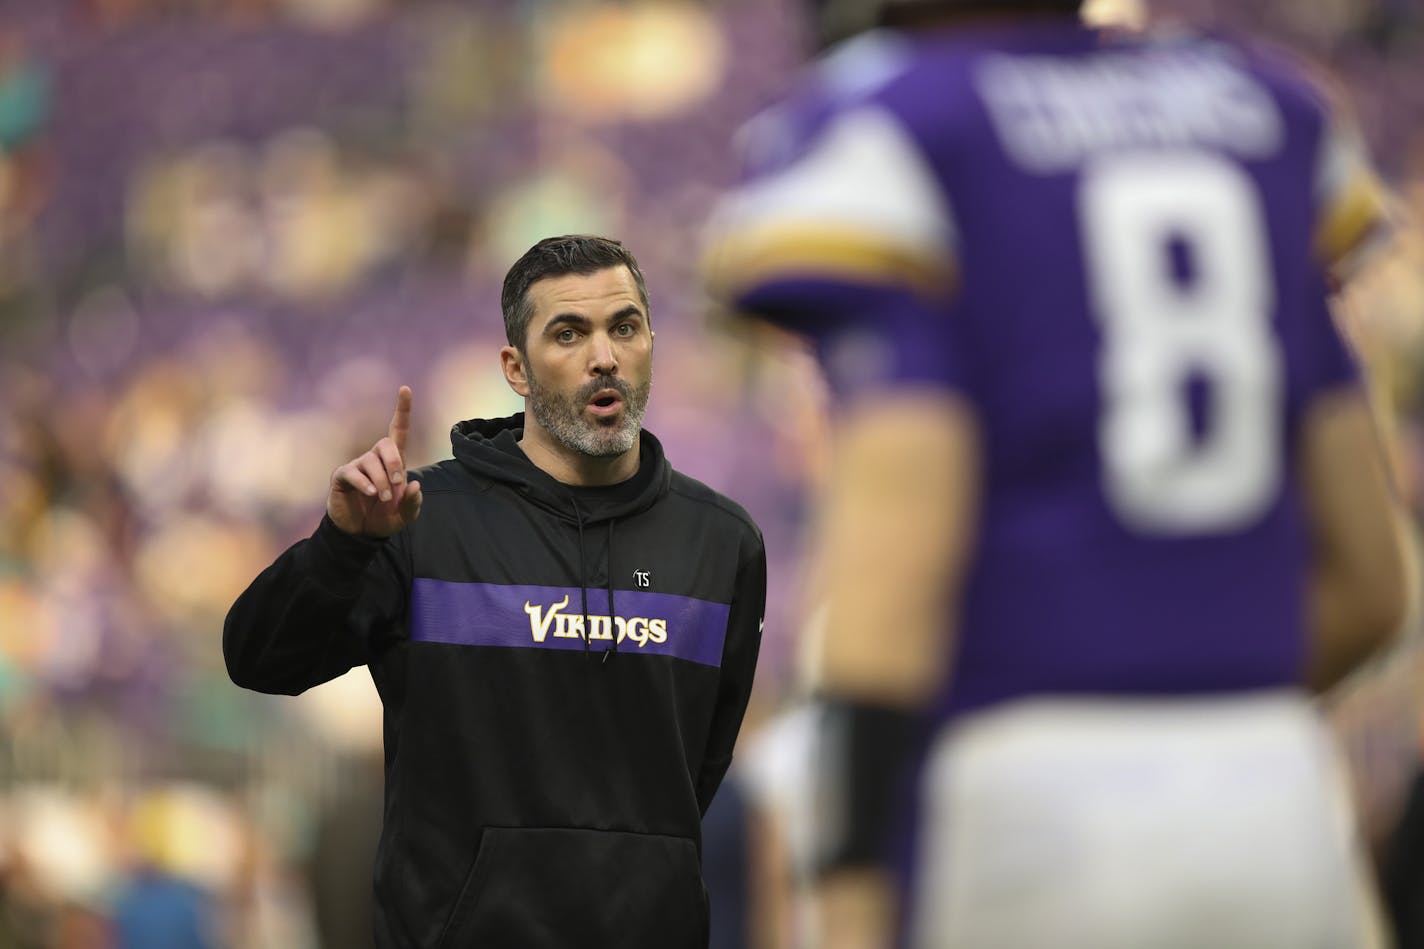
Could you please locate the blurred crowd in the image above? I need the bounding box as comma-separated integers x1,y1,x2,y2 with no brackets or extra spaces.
0,0,1421,946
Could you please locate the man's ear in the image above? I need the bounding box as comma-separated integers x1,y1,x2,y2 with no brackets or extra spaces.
500,345,530,398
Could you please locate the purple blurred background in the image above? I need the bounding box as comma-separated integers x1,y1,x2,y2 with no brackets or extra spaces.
0,1,1420,946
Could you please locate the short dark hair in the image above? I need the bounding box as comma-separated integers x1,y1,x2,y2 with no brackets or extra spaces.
501,235,651,349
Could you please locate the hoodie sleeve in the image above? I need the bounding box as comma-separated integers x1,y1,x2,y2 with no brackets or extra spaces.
695,529,767,815
223,515,410,696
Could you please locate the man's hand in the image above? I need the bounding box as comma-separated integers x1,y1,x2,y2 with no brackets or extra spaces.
328,386,424,538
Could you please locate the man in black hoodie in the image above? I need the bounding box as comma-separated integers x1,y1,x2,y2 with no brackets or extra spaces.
224,235,767,949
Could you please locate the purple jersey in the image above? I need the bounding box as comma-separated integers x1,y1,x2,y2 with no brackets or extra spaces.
706,23,1388,718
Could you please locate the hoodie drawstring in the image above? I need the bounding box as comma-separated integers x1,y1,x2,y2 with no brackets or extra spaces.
605,520,618,661
570,498,617,663
572,498,593,660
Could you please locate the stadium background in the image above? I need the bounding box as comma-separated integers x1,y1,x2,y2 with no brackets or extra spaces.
0,0,1419,945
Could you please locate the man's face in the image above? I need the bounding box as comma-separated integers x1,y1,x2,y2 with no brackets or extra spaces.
514,266,653,459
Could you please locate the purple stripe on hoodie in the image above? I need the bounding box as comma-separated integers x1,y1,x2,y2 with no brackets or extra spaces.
410,578,731,668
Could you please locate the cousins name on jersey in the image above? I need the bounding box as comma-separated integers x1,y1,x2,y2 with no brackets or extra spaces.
978,48,1284,172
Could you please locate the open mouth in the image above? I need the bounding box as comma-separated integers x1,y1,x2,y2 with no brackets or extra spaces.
588,390,624,416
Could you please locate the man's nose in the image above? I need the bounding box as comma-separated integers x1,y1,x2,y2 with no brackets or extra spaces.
589,333,618,374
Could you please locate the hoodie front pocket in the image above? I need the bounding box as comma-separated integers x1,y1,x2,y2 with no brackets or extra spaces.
438,826,707,949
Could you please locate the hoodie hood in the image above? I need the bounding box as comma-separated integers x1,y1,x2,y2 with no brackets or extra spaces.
450,413,671,525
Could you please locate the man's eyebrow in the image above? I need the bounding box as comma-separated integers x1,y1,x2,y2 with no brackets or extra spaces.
542,313,593,333
542,306,645,333
608,305,645,323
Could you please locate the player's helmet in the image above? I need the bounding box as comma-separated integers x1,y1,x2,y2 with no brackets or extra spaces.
811,0,1083,49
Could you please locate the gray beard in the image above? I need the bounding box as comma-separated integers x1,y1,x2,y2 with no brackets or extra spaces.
526,368,651,459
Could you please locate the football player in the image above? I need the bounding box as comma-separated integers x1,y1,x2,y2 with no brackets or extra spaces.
705,1,1412,946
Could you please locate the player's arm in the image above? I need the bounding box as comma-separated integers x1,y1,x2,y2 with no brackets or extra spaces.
811,388,980,949
814,390,978,704
1300,386,1414,692
223,387,422,695
1292,66,1411,689
695,533,767,815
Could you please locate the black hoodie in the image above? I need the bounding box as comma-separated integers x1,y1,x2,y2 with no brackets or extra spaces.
223,415,766,949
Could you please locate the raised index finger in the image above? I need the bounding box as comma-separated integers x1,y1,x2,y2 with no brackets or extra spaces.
389,385,413,459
